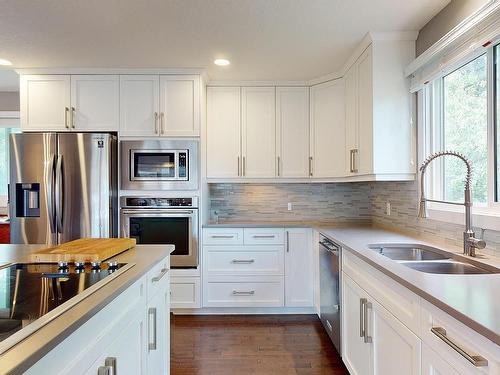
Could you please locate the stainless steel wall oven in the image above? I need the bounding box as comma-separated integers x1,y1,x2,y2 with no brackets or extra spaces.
120,197,198,268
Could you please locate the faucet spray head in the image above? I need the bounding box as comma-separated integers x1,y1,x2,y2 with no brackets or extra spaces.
418,199,427,218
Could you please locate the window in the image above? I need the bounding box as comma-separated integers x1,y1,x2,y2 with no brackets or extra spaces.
423,43,500,212
0,128,20,206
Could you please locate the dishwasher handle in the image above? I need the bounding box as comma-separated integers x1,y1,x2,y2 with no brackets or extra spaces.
319,240,340,255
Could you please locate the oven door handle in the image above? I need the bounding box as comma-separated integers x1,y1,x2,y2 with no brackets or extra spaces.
121,209,195,215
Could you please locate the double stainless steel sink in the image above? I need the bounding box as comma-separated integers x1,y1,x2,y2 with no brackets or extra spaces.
369,244,500,275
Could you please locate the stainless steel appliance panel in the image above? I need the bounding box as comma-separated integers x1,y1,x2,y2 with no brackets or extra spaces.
9,133,57,245
57,133,117,243
319,235,341,354
121,140,198,191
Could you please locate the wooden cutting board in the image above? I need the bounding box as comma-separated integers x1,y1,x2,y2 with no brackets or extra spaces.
30,238,136,263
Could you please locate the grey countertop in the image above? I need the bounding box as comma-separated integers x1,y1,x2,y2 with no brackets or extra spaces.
0,244,174,374
317,226,500,346
203,220,370,228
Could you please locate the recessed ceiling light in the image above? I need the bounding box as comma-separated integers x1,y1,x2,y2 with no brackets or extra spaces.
0,58,12,66
214,58,230,66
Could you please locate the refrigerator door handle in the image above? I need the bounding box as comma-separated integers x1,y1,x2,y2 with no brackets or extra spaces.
55,155,64,234
45,154,56,234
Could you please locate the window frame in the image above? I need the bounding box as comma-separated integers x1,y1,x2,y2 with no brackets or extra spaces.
420,42,500,230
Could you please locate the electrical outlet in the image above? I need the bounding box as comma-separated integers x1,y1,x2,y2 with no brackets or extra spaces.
287,202,293,211
386,201,391,216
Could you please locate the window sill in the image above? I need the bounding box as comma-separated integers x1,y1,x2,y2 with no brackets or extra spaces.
427,203,500,232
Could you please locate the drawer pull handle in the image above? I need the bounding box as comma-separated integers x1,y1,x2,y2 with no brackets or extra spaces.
211,235,235,238
231,259,255,264
431,327,488,367
232,290,255,295
152,268,169,283
252,235,276,238
148,307,157,350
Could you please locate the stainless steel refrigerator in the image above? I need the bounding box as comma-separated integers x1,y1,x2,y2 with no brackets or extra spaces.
9,133,118,245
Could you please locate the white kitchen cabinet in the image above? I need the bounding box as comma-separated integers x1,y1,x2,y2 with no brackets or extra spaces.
70,75,119,132
120,75,160,137
170,276,201,308
20,75,71,131
276,87,310,178
206,87,241,178
342,274,373,375
344,40,415,178
310,79,345,178
422,344,460,375
241,87,276,178
342,273,421,375
159,75,200,136
284,228,314,307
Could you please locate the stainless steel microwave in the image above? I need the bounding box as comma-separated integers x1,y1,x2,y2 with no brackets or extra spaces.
121,140,199,190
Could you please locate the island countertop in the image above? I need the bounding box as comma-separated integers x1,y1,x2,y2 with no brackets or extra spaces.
0,243,174,374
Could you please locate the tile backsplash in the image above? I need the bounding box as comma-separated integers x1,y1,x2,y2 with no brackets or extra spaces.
208,183,371,223
209,181,500,255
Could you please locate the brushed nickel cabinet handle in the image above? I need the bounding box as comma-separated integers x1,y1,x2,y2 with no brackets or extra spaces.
359,298,366,338
211,235,234,239
64,107,69,129
104,357,116,375
71,107,76,129
352,149,358,173
151,268,168,282
154,112,158,134
231,259,255,264
286,230,290,252
309,156,313,177
237,156,240,177
252,235,275,238
232,290,255,295
363,300,372,343
350,149,354,173
148,307,157,350
243,156,246,176
98,366,113,375
277,156,281,177
160,112,165,135
431,327,488,367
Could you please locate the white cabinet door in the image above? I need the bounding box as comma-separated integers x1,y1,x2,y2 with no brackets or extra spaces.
357,46,374,175
310,79,345,178
206,87,241,178
70,75,119,132
276,87,310,178
20,75,71,131
371,298,421,375
284,228,314,307
159,75,200,137
120,75,159,137
241,87,276,178
422,344,460,375
146,277,169,375
342,274,372,375
345,65,358,175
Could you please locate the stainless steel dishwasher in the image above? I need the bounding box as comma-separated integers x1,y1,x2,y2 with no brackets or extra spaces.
319,234,341,354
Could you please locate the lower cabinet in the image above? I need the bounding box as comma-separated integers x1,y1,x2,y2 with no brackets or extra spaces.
25,256,171,375
285,228,314,307
170,276,201,308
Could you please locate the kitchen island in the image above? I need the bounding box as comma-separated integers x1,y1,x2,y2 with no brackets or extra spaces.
0,244,174,374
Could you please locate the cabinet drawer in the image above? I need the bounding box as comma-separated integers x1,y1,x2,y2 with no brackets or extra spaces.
204,245,284,276
203,276,284,307
421,300,500,374
147,256,170,301
243,228,284,245
203,228,244,245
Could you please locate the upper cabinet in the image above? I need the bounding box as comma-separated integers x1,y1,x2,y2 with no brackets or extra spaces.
276,87,310,178
121,74,200,137
20,73,201,137
21,75,119,132
310,79,345,178
345,40,415,178
206,86,241,178
20,75,71,132
241,87,276,178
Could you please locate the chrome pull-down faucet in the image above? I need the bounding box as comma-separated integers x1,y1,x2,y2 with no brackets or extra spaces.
418,151,486,257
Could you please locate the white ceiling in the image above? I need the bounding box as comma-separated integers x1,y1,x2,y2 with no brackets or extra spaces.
0,0,450,81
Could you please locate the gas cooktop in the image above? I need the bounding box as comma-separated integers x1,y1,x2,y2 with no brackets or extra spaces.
0,261,134,352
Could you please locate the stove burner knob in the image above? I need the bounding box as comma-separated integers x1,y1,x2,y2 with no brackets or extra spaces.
74,261,85,269
107,261,118,270
58,261,69,269
91,261,101,269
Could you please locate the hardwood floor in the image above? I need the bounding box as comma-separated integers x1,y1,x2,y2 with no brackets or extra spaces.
171,314,349,375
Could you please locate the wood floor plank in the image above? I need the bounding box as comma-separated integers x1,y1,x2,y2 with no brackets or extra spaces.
171,314,349,375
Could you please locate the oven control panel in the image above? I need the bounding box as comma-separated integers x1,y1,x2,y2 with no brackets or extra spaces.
122,197,197,208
